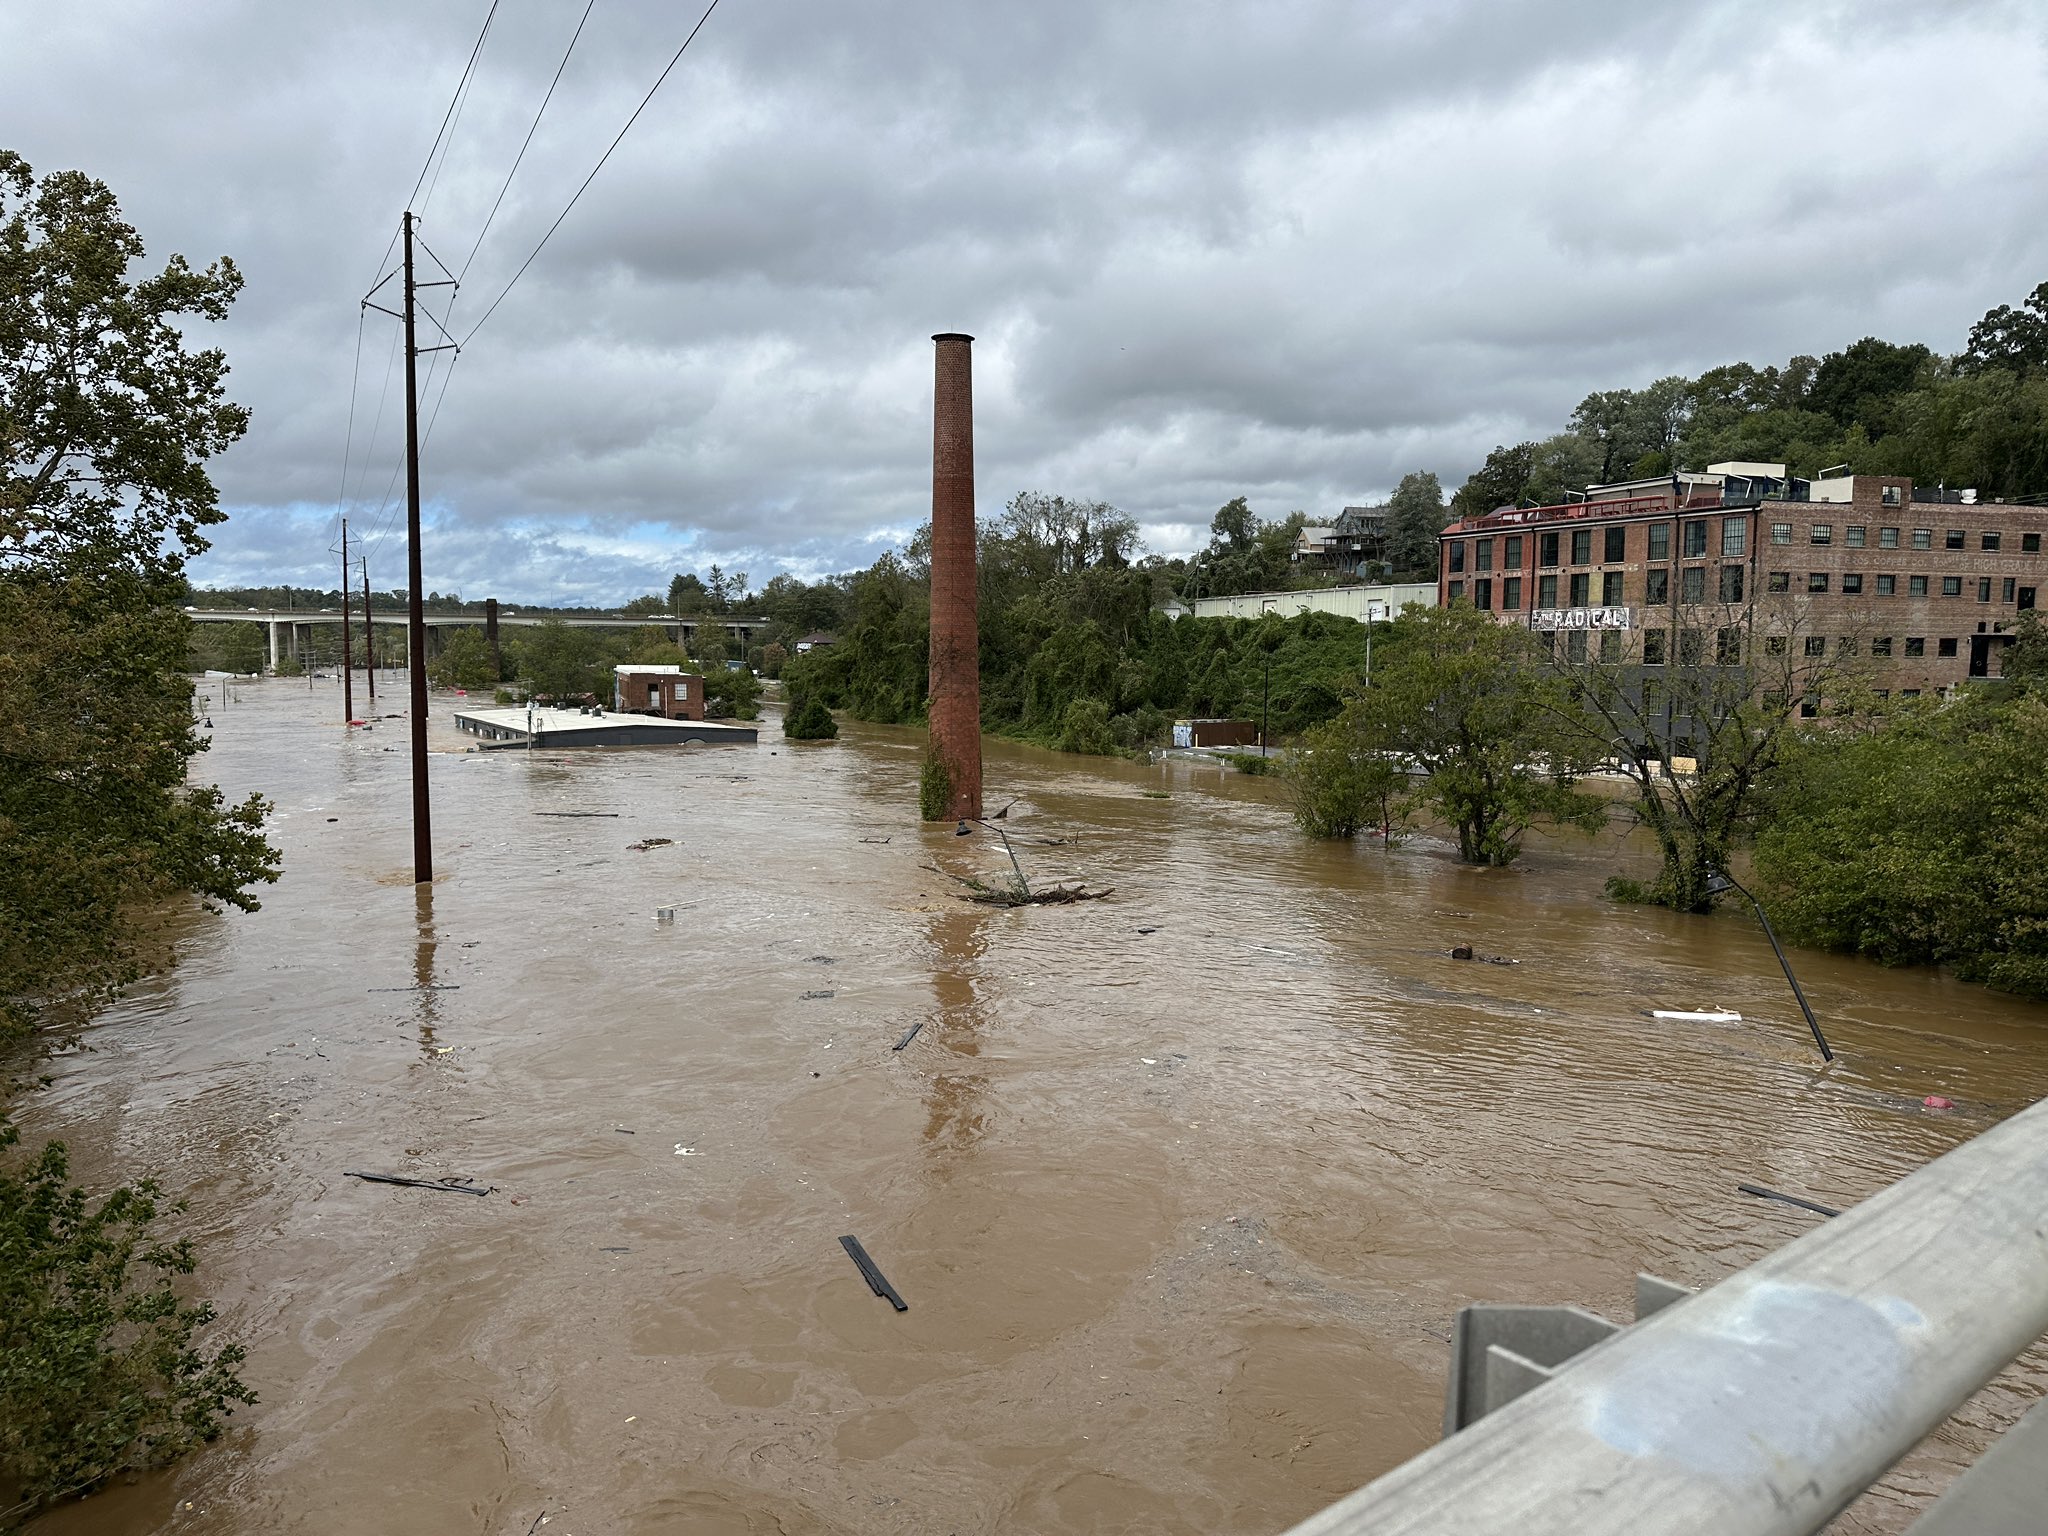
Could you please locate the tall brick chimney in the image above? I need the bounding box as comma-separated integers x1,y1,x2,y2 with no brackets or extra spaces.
927,332,982,821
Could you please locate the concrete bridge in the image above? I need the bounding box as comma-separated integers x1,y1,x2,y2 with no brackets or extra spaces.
186,607,768,671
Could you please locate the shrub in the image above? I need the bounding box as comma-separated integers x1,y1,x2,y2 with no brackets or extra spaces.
919,750,952,821
783,694,838,741
1056,697,1116,755
1284,716,1400,840
0,1128,255,1521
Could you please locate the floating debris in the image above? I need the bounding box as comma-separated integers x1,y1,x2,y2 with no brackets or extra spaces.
839,1234,908,1311
627,837,675,852
801,989,836,1001
892,1019,927,1051
345,1171,492,1197
1737,1183,1840,1218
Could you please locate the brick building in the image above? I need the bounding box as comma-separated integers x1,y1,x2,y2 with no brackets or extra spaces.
1437,466,2046,698
613,664,705,720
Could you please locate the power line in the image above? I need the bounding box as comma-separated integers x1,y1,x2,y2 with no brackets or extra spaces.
462,0,724,346
460,0,599,282
326,307,368,554
369,1,502,289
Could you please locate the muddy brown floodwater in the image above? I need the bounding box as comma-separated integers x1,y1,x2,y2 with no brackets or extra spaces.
23,676,2048,1535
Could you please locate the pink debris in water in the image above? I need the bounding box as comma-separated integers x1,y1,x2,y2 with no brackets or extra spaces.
1922,1095,1956,1110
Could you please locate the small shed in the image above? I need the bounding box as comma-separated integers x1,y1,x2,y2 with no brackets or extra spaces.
1173,718,1258,749
794,631,838,654
614,664,705,721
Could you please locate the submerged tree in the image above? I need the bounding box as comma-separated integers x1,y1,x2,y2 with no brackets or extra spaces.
1350,605,1605,865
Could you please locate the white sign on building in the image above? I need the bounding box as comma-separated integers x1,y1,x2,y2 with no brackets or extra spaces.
1532,606,1632,632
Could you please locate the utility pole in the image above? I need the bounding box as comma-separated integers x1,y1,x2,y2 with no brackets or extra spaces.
340,517,355,726
363,212,457,885
360,558,377,704
401,213,433,884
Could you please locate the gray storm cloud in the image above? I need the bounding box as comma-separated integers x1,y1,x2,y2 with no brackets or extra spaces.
6,0,2046,602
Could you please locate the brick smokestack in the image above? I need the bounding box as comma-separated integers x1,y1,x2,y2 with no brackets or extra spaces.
928,332,982,820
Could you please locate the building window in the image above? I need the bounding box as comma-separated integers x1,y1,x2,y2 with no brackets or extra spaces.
1978,577,1993,602
1538,573,1558,607
1475,539,1493,572
1767,571,1790,593
2003,577,2016,603
1643,679,1666,712
1945,528,1965,550
1938,637,1958,658
1804,636,1825,657
1722,518,1748,557
1474,578,1493,610
1682,566,1706,602
1571,529,1592,565
1448,541,1465,573
1719,566,1744,602
1649,523,1671,560
1801,697,1820,718
1842,573,1863,594
1882,485,1903,506
2025,533,2042,553
2022,587,2038,611
1602,571,1624,605
1604,525,1626,563
1679,629,1705,666
1683,520,1708,557
1765,635,1789,656
1569,572,1590,606
1716,627,1741,664
1643,628,1667,665
1810,524,1833,545
1876,574,1895,595
1942,576,1963,597
1504,535,1523,567
1599,631,1623,663
1837,636,1858,656
1872,636,1893,656
1567,629,1589,662
1909,575,1929,596
1645,568,1669,602
1879,526,1899,548
1983,531,2002,551
1905,637,1925,657
1912,528,1933,549
1769,522,1793,545
1503,576,1522,610
1540,531,1560,567
1845,525,1866,548
1901,688,1921,698
1447,580,1463,600
1808,572,1829,593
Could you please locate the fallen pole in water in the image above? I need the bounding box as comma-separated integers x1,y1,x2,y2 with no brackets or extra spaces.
839,1234,908,1311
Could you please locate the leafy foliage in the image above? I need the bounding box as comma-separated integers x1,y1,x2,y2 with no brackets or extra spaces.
426,627,497,691
782,693,837,740
0,1127,256,1521
1385,472,1446,579
1284,714,1400,839
918,750,952,822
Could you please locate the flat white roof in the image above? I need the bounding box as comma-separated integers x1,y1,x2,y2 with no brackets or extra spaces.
613,663,687,675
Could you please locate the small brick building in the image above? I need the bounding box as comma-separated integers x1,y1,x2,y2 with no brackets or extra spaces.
613,665,704,721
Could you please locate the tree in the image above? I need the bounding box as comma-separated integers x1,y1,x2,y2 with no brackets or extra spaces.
1807,338,1934,430
667,571,709,613
1286,712,1400,839
1385,471,1446,579
783,692,837,740
2,149,277,1039
1959,281,2048,378
1450,442,1537,519
1210,495,1257,551
426,627,497,690
514,619,606,700
1349,605,1605,865
1547,589,1868,911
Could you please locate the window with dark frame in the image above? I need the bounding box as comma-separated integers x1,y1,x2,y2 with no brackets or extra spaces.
1643,627,1667,665
1910,575,1929,596
1682,566,1705,602
1769,522,1792,546
1872,636,1893,656
1504,534,1523,567
1879,526,1899,548
1448,579,1463,600
1474,578,1493,610
1876,574,1895,595
1842,573,1863,594
1646,568,1670,602
1946,529,1965,550
1602,571,1624,605
1943,576,1962,597
1540,531,1560,567
1649,523,1671,560
1571,529,1592,565
1604,525,1626,563
1808,572,1829,593
1719,566,1744,602
1905,637,1925,657
1803,636,1825,657
1767,571,1790,593
2025,533,2042,554
1845,525,1866,548
1538,573,1557,607
1722,519,1747,557
1982,531,2002,551
1978,577,1992,602
1475,539,1493,572
1810,524,1833,545
1569,572,1590,606
1503,576,1522,610
1913,528,1933,549
1765,635,1788,656
2003,577,2016,603
1448,541,1465,573
1938,637,1958,658
1683,520,1708,557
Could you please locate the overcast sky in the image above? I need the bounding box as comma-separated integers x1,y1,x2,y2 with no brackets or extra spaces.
8,0,2048,602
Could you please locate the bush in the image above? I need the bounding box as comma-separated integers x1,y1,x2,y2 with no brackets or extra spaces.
1056,697,1116,755
1221,752,1275,776
783,694,838,741
0,1128,255,1521
1284,716,1400,840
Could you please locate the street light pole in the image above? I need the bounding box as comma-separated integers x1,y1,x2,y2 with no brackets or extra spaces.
1705,867,1833,1062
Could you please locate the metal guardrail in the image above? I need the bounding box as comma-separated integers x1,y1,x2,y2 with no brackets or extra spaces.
1281,1096,2048,1536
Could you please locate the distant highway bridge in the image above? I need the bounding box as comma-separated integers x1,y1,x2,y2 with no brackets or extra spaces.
186,607,768,671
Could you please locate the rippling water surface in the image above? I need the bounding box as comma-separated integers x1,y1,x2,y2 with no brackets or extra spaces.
24,676,2048,1535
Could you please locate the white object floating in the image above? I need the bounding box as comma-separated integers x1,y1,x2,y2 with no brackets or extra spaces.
1651,1008,1743,1023
674,1145,698,1156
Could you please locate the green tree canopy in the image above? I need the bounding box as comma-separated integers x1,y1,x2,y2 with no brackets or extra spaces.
1385,471,1445,578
